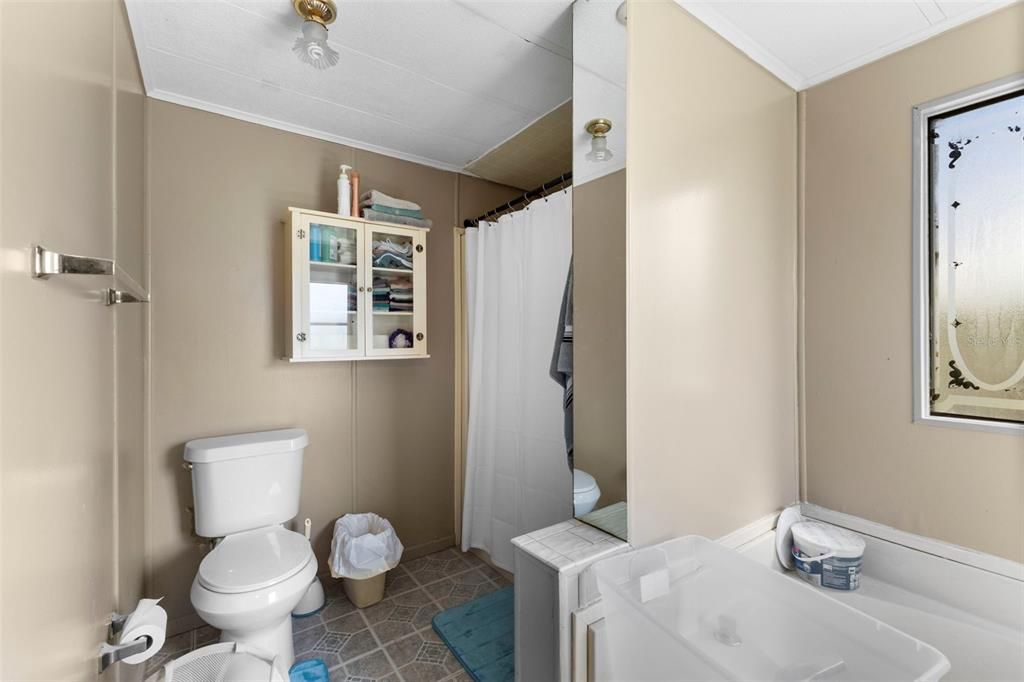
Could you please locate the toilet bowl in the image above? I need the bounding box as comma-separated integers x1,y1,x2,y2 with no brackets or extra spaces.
184,428,312,669
573,469,601,516
190,525,317,668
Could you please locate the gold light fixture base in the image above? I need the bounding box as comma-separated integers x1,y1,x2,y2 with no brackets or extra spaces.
293,0,337,26
585,118,612,137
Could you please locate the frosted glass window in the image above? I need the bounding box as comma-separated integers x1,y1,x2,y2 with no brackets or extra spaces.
927,89,1024,426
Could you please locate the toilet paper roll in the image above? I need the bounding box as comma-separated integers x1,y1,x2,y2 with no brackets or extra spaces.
120,598,167,665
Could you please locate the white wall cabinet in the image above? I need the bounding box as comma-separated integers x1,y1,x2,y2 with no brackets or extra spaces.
285,207,428,362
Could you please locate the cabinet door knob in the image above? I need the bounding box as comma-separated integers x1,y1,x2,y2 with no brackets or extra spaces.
296,332,307,342
359,286,366,292
416,332,424,341
415,244,424,253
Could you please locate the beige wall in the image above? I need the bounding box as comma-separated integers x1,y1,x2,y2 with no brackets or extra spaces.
802,4,1024,562
146,101,519,630
574,169,627,507
0,1,147,679
626,0,799,546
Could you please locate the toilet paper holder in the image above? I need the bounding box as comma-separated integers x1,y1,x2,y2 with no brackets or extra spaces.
98,612,151,673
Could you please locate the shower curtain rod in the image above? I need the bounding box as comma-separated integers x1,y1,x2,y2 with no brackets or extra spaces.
463,171,572,227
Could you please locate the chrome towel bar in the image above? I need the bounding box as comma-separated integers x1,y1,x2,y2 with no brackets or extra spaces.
32,244,114,279
31,244,149,305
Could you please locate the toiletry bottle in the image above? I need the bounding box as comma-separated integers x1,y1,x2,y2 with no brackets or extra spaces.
338,165,353,217
350,170,360,218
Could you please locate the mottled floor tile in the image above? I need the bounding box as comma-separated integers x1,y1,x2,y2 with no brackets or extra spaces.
339,649,397,681
386,628,464,682
320,594,358,623
294,622,328,656
194,624,220,646
429,576,500,610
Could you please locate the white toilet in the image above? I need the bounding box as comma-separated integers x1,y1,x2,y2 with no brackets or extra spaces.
573,469,601,516
185,429,317,669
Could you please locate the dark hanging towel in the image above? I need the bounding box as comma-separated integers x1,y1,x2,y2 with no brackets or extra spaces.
550,262,574,470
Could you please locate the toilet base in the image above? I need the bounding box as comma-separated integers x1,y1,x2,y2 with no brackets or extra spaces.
220,618,294,670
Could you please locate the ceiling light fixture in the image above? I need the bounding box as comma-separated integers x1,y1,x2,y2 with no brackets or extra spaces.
292,0,339,70
585,118,613,162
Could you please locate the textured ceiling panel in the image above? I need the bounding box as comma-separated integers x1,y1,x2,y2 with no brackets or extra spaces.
466,100,572,190
126,0,573,171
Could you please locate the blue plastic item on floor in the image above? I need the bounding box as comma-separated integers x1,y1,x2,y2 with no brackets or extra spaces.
289,658,329,682
432,586,514,682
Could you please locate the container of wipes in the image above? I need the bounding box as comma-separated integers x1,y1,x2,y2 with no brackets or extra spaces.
791,521,866,591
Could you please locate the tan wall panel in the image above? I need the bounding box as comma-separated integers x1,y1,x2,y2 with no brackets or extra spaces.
573,169,627,506
802,4,1024,562
626,0,799,546
1,0,145,678
147,101,518,627
350,148,459,555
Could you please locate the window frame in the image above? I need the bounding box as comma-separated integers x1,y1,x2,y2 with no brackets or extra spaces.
911,73,1024,435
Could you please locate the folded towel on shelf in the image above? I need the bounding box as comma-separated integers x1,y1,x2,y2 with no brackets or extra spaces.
373,252,414,270
360,190,421,213
363,203,424,220
372,238,414,257
362,208,432,230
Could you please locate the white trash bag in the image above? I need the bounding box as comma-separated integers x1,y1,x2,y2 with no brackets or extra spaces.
329,513,404,579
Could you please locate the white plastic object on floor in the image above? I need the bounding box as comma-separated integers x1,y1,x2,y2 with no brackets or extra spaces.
593,535,950,681
292,576,325,617
159,642,287,682
329,512,404,579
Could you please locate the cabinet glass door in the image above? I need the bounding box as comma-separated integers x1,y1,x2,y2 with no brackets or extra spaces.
302,216,363,357
366,226,425,356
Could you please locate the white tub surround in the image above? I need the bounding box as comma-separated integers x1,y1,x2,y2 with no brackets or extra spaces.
512,519,629,682
575,507,1023,682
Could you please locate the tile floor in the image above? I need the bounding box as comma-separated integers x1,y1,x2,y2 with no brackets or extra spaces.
145,547,512,682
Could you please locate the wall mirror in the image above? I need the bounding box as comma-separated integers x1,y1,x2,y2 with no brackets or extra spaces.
571,0,628,540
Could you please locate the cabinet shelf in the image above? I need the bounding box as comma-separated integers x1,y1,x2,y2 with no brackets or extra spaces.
372,266,413,275
311,260,357,269
286,207,427,362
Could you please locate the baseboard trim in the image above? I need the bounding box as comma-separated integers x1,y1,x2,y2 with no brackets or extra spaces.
801,503,1024,582
716,510,781,550
403,535,456,561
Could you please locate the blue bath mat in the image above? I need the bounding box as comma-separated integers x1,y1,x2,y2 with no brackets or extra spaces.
289,658,329,682
432,587,514,682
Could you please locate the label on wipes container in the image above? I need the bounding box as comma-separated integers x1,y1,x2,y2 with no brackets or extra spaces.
793,546,862,591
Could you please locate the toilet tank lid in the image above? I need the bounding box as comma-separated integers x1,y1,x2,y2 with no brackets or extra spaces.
573,469,598,494
184,428,309,463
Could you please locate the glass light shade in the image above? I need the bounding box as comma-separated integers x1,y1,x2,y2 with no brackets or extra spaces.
586,135,613,162
293,21,340,69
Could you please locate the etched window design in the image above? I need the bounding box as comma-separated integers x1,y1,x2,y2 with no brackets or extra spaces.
928,89,1024,425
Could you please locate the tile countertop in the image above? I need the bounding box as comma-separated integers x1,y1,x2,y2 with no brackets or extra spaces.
512,518,629,574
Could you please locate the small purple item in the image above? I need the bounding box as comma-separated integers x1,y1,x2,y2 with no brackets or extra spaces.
389,329,413,348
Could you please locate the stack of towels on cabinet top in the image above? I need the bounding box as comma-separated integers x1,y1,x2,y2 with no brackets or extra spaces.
360,190,433,229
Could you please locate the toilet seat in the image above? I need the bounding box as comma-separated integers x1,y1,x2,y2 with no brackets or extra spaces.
199,526,313,594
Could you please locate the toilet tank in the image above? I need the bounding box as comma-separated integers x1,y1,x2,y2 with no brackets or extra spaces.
184,428,309,538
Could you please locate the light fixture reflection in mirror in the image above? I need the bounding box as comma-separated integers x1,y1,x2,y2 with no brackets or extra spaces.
585,118,614,162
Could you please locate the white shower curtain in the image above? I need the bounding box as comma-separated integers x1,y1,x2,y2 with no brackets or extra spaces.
462,189,574,571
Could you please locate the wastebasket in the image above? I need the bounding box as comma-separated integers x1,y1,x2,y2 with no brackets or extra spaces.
329,513,403,608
